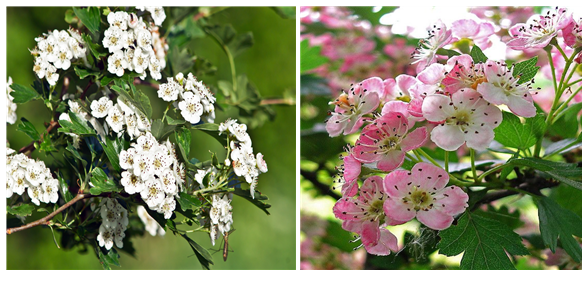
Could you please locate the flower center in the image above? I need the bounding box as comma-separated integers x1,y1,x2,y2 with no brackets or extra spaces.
404,186,435,211
110,36,118,45
448,111,472,127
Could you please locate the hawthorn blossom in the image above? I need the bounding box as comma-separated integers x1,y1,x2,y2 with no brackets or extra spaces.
383,162,469,230
157,77,180,101
108,50,128,77
97,198,128,249
45,64,59,86
105,104,125,133
107,11,129,30
120,171,144,194
333,176,400,255
477,60,536,117
451,18,496,50
441,55,486,95
334,148,361,197
411,20,454,72
91,96,114,118
209,194,233,246
563,17,582,47
507,7,572,50
103,26,127,52
52,44,73,70
6,77,17,124
137,205,166,236
326,83,380,137
422,88,503,151
178,92,203,124
353,112,427,171
145,6,166,26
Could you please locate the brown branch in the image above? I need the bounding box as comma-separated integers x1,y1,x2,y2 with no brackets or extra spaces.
79,79,94,100
7,193,87,235
18,120,60,155
260,98,295,106
133,78,159,90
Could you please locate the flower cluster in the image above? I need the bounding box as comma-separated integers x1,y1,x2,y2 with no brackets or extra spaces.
333,162,468,255
209,194,233,246
90,95,151,139
119,132,185,219
102,9,166,79
136,6,167,26
96,198,129,250
157,73,217,124
30,28,87,85
6,150,59,205
137,205,165,236
6,77,17,124
219,119,268,198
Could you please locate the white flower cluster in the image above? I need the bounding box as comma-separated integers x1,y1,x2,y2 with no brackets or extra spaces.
137,205,166,236
119,132,185,219
6,151,59,205
157,73,217,124
6,77,17,124
209,194,233,246
135,6,167,26
90,96,151,140
102,10,166,80
219,119,268,198
59,97,107,148
96,198,128,250
31,28,87,86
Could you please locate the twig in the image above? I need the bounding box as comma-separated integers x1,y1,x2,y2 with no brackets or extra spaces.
18,120,60,155
133,78,159,90
300,169,341,201
260,98,295,106
79,79,94,100
7,193,88,235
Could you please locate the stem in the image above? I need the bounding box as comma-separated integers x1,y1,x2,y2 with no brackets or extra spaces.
552,85,582,120
133,78,160,90
7,193,88,235
477,163,510,182
470,149,479,183
414,148,443,169
444,151,449,173
259,98,295,106
206,31,237,92
161,103,171,122
18,120,60,155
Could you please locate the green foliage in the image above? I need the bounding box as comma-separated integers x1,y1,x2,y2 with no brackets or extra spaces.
494,111,545,150
536,196,582,262
180,233,214,270
58,112,96,136
506,157,582,190
73,7,101,35
300,39,328,73
550,102,582,138
101,136,124,173
512,56,540,84
174,127,191,156
438,212,529,269
95,246,121,270
203,23,254,58
233,188,271,215
10,83,41,104
74,66,100,80
151,119,177,141
271,7,296,19
82,33,107,60
17,118,41,141
89,167,122,195
176,192,202,210
7,203,35,217
470,45,488,64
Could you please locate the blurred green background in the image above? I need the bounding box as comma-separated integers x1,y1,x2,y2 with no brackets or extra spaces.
6,6,296,270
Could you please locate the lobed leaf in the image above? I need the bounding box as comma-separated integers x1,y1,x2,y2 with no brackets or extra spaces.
7,204,35,217
17,118,41,141
232,188,271,215
89,167,122,195
73,7,101,35
300,39,328,73
506,157,582,190
512,56,539,84
10,83,41,104
494,111,545,150
537,196,582,262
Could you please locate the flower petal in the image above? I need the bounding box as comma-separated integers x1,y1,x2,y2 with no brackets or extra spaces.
382,170,412,198
430,123,466,151
376,150,405,171
416,208,454,230
400,127,428,151
422,94,454,122
506,94,537,118
384,197,416,224
365,227,399,256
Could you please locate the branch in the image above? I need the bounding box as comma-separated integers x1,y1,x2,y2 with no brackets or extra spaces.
133,78,159,90
18,120,60,155
300,169,341,201
7,193,88,235
260,98,295,106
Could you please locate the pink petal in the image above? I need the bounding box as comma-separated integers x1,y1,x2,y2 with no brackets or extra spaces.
358,92,380,114
506,94,537,118
360,220,380,248
365,228,399,256
333,198,360,220
464,123,495,151
396,74,418,96
422,94,454,122
436,185,469,216
325,115,347,137
400,127,428,151
342,180,359,197
358,176,383,203
410,162,449,191
343,154,361,183
382,170,412,198
477,83,510,105
360,77,384,99
452,19,479,38
376,150,405,171
381,100,409,117
430,123,466,151
416,208,454,230
417,63,446,85
343,116,366,135
384,197,416,224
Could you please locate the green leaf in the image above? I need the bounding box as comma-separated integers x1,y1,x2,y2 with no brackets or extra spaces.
506,157,582,190
536,196,582,262
180,233,214,270
300,39,328,73
271,7,296,19
227,31,254,57
166,115,186,125
544,137,582,156
191,123,226,144
232,188,271,215
17,118,41,141
512,56,539,84
102,136,124,173
550,102,582,138
74,66,99,79
7,204,35,217
82,33,107,59
494,111,544,150
550,184,582,218
89,167,121,195
438,212,529,269
111,83,152,119
175,127,191,156
436,48,462,59
58,112,96,136
10,83,40,104
66,143,88,168
166,46,195,77
57,173,74,203
73,7,101,35
133,89,153,119
176,192,201,210
64,9,77,24
476,205,524,230
151,119,176,141
470,45,488,64
96,246,120,270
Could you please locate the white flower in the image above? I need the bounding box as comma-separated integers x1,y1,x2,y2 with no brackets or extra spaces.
27,186,43,206
42,178,59,204
6,77,17,125
141,179,165,208
148,56,162,80
45,64,59,86
157,196,175,219
121,171,144,194
137,205,165,236
107,11,129,30
97,224,115,250
146,7,166,26
178,92,203,124
148,146,172,176
157,77,180,102
119,148,137,170
107,50,128,77
25,162,45,187
133,132,157,153
52,30,70,45
90,96,113,118
53,44,73,70
10,169,28,196
106,104,125,133
128,13,140,29
132,47,150,74
209,194,233,246
103,26,126,52
97,198,128,249
38,36,58,62
135,29,152,51
32,54,49,79
132,152,151,180
256,153,268,173
159,169,177,194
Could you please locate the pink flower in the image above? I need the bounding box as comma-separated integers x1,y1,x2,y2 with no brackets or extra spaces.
451,19,496,50
353,112,428,171
326,82,380,137
507,7,572,50
336,149,361,197
411,20,454,72
383,162,469,230
441,55,486,95
422,88,502,151
563,18,582,47
477,60,536,117
333,176,400,255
